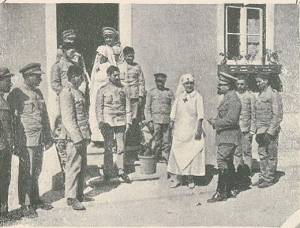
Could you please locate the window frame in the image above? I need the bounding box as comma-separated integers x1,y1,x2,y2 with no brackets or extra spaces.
224,4,266,65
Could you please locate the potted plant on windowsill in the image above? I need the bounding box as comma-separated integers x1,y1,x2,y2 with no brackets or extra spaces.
137,121,158,175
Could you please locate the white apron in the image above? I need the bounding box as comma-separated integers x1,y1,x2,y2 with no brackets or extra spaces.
167,91,206,176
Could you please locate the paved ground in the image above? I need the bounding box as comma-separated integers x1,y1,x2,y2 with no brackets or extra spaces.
2,142,300,227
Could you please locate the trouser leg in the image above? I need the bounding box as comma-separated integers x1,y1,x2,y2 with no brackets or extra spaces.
114,126,126,174
101,126,114,177
65,142,82,199
0,149,12,214
153,123,162,160
256,134,268,182
18,146,36,206
161,124,171,161
31,147,43,203
77,141,87,199
266,135,279,182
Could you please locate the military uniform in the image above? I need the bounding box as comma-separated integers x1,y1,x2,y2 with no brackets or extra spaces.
119,62,145,120
234,90,256,175
59,84,91,201
0,67,14,216
95,81,131,177
144,86,174,161
7,63,52,208
208,72,241,203
255,85,283,184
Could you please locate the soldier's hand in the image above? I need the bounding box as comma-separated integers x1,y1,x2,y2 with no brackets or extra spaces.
195,129,203,140
126,123,131,133
44,140,54,151
169,121,175,130
138,96,143,106
98,121,108,130
148,121,154,133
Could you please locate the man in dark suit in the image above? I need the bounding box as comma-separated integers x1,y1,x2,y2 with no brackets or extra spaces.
207,72,242,203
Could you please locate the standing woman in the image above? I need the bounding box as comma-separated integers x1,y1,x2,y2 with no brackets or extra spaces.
89,27,120,143
168,74,206,189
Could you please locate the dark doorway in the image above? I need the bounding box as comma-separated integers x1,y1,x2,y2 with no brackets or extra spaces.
56,4,119,74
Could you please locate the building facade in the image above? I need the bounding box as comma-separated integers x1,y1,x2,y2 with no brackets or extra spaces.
0,3,299,162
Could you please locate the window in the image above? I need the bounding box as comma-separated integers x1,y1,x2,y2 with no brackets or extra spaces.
225,4,266,64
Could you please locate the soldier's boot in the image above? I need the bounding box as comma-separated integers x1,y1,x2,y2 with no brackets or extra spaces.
238,164,252,190
226,169,239,198
207,169,228,203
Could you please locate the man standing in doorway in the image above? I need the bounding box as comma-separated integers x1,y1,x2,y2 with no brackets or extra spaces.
234,76,256,189
119,46,145,142
8,63,53,218
254,73,283,188
207,72,241,203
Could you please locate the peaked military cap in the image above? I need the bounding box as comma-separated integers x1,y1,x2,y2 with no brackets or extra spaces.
19,63,45,75
62,29,77,43
0,67,14,79
218,71,238,85
154,73,167,79
102,27,118,37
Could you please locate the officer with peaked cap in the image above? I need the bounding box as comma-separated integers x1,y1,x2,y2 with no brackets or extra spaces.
144,73,174,162
8,63,53,218
253,73,283,188
207,72,242,203
0,67,14,219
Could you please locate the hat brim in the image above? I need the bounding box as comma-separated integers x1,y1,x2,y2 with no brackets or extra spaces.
0,73,14,79
28,70,45,75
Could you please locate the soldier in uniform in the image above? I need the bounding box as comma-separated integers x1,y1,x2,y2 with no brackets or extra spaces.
96,65,132,183
207,72,241,203
119,46,145,138
234,76,256,189
59,65,91,210
254,73,283,188
0,67,14,219
51,29,88,95
144,73,174,162
8,63,53,218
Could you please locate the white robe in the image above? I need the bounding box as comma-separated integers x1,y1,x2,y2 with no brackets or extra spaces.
167,91,206,176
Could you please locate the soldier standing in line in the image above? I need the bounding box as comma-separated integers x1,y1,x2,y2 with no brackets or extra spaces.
96,65,132,183
119,46,145,140
0,67,14,219
207,72,241,203
8,63,53,218
253,73,283,188
144,73,174,162
234,76,256,189
59,65,91,210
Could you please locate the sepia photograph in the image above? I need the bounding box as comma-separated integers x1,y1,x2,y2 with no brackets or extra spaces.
0,0,299,226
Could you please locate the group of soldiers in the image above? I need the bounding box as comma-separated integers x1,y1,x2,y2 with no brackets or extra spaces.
0,26,284,220
207,71,283,203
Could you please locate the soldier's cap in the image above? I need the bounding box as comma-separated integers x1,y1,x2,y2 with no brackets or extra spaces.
62,29,77,43
218,72,238,85
154,73,167,79
19,63,45,75
0,67,14,79
102,27,118,37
